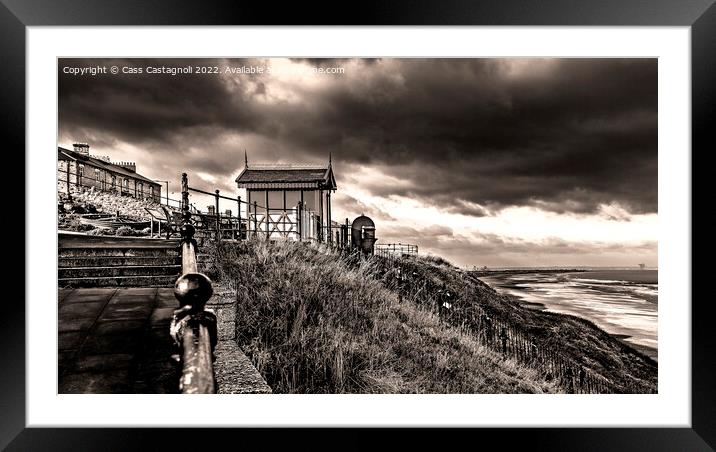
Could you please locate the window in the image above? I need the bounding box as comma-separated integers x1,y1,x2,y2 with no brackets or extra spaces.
78,164,84,177
249,190,266,208
95,169,101,181
268,190,283,209
285,191,300,209
111,175,116,187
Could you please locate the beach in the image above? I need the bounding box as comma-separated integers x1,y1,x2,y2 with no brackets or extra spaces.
479,269,658,360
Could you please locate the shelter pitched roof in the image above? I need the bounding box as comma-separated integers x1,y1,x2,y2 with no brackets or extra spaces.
235,163,337,189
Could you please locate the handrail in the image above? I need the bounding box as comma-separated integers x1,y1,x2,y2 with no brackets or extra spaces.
188,185,297,213
188,186,235,201
170,173,217,394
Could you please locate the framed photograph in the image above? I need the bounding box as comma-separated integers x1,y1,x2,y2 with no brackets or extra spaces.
7,0,713,449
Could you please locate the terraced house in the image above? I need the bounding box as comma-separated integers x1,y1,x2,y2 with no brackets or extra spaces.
57,143,162,203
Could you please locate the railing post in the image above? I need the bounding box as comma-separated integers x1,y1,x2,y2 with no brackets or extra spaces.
181,173,189,214
171,173,217,394
171,269,217,394
345,218,350,251
253,201,258,238
65,162,72,200
327,191,332,245
239,198,244,238
215,190,221,241
264,201,270,241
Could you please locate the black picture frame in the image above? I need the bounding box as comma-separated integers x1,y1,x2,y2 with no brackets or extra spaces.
5,0,713,449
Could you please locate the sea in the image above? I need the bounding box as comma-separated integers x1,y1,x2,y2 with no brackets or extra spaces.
478,269,658,360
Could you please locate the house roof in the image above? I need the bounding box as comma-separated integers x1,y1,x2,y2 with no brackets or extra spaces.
235,163,337,190
58,147,161,186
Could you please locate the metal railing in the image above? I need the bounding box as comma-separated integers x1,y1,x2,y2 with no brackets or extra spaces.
184,175,325,242
169,173,218,394
375,243,419,257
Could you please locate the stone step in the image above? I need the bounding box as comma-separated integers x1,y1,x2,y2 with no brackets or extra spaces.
59,247,180,258
59,265,182,279
58,275,178,288
59,256,181,268
59,232,180,248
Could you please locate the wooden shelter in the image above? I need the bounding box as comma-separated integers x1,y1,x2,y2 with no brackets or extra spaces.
235,153,337,242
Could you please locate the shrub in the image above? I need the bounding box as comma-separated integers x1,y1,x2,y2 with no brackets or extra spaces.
115,226,136,236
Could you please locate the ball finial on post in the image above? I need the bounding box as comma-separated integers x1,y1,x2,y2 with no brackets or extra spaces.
174,272,214,312
180,223,196,240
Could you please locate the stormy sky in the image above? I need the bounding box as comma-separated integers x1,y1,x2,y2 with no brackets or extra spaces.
58,58,657,268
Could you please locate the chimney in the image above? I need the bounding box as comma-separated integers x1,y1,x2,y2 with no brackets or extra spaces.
115,161,137,172
73,142,90,156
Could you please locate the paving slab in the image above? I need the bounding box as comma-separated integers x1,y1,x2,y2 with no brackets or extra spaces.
94,319,146,335
116,287,159,297
58,317,96,333
98,303,153,321
58,288,75,303
61,288,116,304
75,354,135,372
80,334,144,355
107,288,158,305
58,351,77,376
58,332,86,351
59,371,133,394
58,288,180,394
58,287,269,394
59,301,108,318
149,307,176,327
156,293,180,308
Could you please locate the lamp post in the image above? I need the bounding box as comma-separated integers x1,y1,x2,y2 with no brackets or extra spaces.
154,179,170,206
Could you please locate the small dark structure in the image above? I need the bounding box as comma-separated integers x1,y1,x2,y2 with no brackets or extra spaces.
351,215,377,255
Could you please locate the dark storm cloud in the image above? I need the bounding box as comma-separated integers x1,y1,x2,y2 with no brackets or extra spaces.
59,58,262,143
59,57,657,215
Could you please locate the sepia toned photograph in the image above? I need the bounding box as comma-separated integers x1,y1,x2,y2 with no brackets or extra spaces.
57,57,658,395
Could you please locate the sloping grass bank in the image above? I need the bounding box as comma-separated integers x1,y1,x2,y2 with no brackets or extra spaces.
205,240,561,394
374,254,658,393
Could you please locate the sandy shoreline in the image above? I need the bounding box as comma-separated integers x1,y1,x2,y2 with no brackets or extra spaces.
509,295,658,361
480,270,658,362
567,270,658,284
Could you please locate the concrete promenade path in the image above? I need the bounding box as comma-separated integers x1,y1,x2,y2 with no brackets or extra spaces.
58,287,180,393
58,286,272,394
